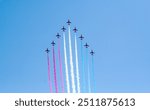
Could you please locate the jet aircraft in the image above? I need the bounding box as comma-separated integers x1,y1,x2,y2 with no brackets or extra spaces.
73,27,78,33
61,26,66,32
51,41,55,46
79,35,84,40
90,50,95,56
56,33,61,39
45,48,50,53
67,19,71,25
84,43,89,48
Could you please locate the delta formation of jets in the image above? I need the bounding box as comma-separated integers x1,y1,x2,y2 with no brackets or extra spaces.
45,19,95,56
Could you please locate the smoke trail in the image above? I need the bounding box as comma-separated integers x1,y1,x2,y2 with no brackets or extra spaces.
80,40,86,92
52,46,58,93
68,26,76,93
91,56,95,92
47,53,52,92
74,34,80,93
80,41,85,92
63,32,70,93
86,49,91,93
58,39,64,92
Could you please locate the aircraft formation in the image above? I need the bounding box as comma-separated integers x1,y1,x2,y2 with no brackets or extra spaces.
45,20,95,93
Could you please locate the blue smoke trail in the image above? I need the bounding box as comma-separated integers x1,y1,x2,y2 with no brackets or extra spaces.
92,56,95,92
86,49,91,93
80,41,85,92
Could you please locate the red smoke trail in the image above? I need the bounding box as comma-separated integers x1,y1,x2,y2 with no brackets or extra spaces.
53,46,58,93
47,53,52,92
58,39,64,92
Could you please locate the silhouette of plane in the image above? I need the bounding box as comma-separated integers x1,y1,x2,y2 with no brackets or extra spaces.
84,43,89,48
67,19,71,25
90,50,95,56
73,27,78,33
45,48,50,53
79,35,84,40
51,41,55,46
56,33,61,39
61,26,66,32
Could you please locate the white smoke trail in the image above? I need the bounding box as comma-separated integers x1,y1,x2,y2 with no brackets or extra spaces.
75,34,80,93
68,26,76,93
63,32,70,93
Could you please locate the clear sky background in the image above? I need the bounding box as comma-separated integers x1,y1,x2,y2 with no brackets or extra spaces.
0,0,150,93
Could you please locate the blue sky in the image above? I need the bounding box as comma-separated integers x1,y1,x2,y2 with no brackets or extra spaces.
0,0,150,92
